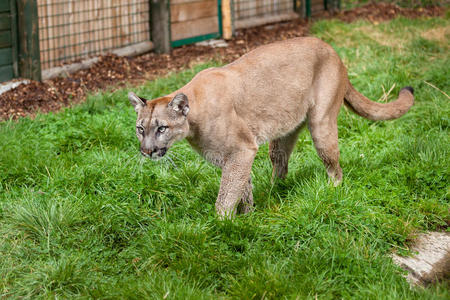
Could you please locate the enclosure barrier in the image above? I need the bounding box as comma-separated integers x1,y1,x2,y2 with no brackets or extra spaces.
37,0,150,70
1,0,335,82
171,0,222,47
0,1,18,82
234,0,298,29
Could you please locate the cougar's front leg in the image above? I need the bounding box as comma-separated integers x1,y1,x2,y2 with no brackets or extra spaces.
215,149,257,219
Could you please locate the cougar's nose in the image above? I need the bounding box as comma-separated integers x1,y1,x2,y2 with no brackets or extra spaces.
140,146,153,157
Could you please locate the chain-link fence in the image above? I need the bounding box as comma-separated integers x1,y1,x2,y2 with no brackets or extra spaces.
37,0,150,70
235,0,295,22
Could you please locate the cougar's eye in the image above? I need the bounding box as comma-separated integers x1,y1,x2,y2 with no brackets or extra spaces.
137,126,144,134
157,126,167,133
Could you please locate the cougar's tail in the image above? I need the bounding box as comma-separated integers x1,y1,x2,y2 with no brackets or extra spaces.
344,80,414,121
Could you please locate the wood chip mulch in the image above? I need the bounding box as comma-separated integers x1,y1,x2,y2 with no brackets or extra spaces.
0,3,445,121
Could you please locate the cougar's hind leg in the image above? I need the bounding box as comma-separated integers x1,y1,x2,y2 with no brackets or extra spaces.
309,120,342,185
269,124,305,181
308,100,343,186
307,62,347,186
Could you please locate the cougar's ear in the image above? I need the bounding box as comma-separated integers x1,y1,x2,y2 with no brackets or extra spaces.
168,93,189,116
128,92,147,113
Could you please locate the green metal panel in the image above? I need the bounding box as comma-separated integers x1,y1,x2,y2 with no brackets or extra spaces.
10,0,18,77
0,64,13,81
0,0,17,82
0,13,11,30
306,0,311,17
171,0,223,47
172,32,221,48
0,1,10,13
0,30,11,48
0,47,12,65
217,0,223,37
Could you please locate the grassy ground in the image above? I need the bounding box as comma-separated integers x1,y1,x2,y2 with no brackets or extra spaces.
1,16,449,299
341,0,445,10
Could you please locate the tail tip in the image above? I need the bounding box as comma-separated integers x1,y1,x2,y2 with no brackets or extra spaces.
401,86,414,95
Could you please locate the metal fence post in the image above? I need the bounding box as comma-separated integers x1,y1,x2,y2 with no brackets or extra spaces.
305,0,311,17
151,0,171,54
17,0,41,81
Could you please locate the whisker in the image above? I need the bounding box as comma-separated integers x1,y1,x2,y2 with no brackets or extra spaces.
167,151,183,162
138,155,146,169
164,154,178,169
128,153,140,167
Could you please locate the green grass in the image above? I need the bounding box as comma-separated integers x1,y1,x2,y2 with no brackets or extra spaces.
341,0,446,10
1,17,449,299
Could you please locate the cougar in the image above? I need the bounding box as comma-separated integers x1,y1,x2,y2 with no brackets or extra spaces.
128,37,414,218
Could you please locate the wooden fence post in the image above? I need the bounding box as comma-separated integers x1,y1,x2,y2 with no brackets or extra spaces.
17,0,41,81
222,0,232,40
150,0,171,54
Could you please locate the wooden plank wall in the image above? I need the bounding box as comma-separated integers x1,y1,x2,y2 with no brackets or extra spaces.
310,0,325,16
170,0,219,42
37,0,150,70
234,0,294,21
0,1,14,82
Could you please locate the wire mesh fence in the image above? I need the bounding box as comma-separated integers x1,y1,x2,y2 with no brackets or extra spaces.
234,0,296,22
37,0,150,70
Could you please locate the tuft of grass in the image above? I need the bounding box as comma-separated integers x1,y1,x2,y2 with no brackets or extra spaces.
1,18,449,299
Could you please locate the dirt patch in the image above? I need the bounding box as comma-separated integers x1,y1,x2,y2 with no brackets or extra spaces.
0,3,445,121
356,25,403,48
356,23,450,50
421,26,450,46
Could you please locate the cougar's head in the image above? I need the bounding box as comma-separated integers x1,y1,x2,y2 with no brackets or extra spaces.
128,92,190,160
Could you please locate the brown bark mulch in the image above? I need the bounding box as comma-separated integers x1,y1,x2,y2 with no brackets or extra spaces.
0,3,445,121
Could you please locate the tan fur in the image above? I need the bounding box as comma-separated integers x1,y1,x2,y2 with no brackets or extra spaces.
129,37,414,218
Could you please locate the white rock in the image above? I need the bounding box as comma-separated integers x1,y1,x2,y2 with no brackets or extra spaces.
392,231,450,285
195,39,228,48
0,80,30,95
